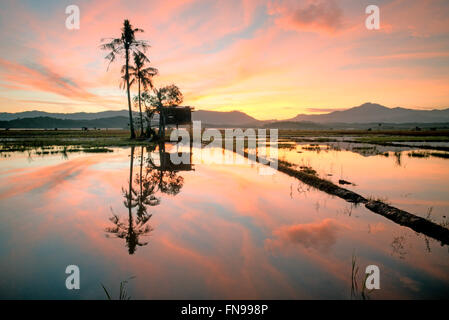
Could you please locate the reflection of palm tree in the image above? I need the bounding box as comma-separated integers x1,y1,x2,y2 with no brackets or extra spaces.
135,146,160,222
105,147,154,254
105,212,152,255
106,144,185,254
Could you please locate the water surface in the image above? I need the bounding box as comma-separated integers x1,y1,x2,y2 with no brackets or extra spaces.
0,144,448,299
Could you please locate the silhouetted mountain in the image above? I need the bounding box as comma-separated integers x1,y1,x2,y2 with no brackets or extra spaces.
262,121,326,129
2,103,449,128
288,103,449,123
0,109,258,126
0,116,129,129
192,110,258,125
0,110,133,121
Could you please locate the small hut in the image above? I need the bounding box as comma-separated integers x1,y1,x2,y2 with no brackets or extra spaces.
162,106,193,127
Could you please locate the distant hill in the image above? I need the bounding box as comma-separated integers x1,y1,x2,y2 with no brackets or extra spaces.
0,110,133,121
262,121,326,130
0,116,129,129
0,109,258,126
192,110,258,125
288,103,449,123
2,103,449,128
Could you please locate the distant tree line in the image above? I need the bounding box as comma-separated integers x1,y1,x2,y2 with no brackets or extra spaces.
0,116,130,129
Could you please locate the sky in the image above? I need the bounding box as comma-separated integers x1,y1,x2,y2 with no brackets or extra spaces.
0,0,448,120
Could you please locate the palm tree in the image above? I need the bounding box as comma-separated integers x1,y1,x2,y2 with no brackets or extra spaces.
127,52,158,136
101,19,150,139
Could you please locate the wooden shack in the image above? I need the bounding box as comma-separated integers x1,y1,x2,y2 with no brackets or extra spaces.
162,106,193,126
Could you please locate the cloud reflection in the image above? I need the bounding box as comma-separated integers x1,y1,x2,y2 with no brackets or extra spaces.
267,218,344,252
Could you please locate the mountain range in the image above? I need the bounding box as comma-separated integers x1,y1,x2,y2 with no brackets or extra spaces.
287,103,449,123
192,110,257,125
1,103,449,128
0,110,131,121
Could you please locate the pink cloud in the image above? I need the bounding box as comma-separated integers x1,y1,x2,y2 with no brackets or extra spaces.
0,58,97,100
267,218,346,252
268,0,344,34
0,0,448,117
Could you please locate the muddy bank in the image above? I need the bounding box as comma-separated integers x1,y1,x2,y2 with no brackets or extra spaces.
277,160,366,204
365,201,449,245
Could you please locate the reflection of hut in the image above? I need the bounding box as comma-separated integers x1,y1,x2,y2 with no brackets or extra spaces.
156,107,194,170
159,152,193,172
155,141,194,172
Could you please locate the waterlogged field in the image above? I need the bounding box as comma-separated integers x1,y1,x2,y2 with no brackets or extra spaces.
0,138,448,299
276,140,449,223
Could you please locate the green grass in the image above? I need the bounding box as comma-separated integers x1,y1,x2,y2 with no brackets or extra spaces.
0,129,156,148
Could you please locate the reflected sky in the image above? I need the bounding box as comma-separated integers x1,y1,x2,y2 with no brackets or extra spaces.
0,145,448,299
276,143,449,222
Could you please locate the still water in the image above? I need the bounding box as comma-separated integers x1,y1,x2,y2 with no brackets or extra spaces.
0,143,448,299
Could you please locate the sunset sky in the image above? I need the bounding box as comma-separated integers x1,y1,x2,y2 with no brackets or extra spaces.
0,0,448,120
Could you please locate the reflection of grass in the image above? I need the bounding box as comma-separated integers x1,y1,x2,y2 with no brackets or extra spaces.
3,146,115,155
302,144,323,151
351,252,359,299
408,151,449,159
276,129,449,138
0,130,154,148
299,166,317,176
277,143,296,149
71,147,113,153
101,277,135,300
351,252,370,300
355,136,449,143
352,146,376,150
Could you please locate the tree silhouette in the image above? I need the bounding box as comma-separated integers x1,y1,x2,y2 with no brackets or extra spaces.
101,19,151,139
146,84,183,139
127,52,158,137
146,142,185,195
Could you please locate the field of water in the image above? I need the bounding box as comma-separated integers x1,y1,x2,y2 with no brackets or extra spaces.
0,141,448,299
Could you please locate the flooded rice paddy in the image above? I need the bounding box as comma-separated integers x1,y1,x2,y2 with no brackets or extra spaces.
0,139,448,299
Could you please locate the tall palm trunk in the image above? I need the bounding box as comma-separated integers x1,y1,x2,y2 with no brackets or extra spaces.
138,79,144,136
125,49,136,139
